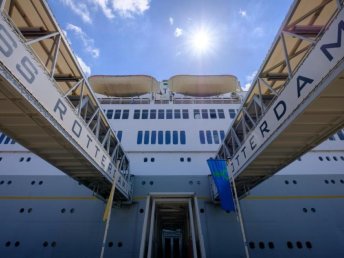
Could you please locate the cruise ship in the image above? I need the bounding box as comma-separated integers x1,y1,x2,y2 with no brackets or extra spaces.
0,0,344,258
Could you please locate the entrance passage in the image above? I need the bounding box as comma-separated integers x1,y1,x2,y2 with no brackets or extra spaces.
139,193,205,258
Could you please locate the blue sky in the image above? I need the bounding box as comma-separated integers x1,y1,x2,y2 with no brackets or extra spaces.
47,0,293,90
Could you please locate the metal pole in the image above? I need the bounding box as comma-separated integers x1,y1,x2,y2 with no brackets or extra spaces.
228,162,250,258
147,200,156,258
193,196,206,258
188,199,198,258
139,195,151,258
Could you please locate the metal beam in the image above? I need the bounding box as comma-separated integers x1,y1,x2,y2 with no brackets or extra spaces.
25,31,60,46
50,35,61,79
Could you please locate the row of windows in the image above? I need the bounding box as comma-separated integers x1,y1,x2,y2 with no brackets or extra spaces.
324,179,344,184
105,109,238,120
329,130,344,141
199,130,225,144
137,131,186,145
4,240,123,248
249,241,312,250
0,134,15,145
318,156,344,161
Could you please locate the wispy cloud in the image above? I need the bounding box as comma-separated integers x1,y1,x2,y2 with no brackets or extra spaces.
174,27,183,37
239,9,247,17
66,23,100,58
253,26,264,37
60,0,92,23
76,55,91,76
244,70,257,90
111,0,150,17
169,17,174,25
92,0,115,19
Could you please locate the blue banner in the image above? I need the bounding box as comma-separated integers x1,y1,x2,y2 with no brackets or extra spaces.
207,159,235,212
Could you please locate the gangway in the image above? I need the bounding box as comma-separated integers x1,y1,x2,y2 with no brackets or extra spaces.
217,0,344,198
0,0,131,200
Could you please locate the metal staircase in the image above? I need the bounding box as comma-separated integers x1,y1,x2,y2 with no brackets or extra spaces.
217,0,344,198
0,0,131,200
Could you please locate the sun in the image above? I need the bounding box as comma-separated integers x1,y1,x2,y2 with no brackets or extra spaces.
188,27,213,55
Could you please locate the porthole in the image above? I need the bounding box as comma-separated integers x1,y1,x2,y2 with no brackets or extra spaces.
341,156,344,161
285,180,289,184
19,157,24,162
61,208,66,214
117,242,123,248
39,181,43,185
324,179,329,184
43,241,48,247
180,157,184,162
340,179,344,184
296,241,303,249
51,241,56,247
259,242,265,249
331,179,335,184
305,241,312,249
318,156,323,161
200,208,205,213
139,208,144,214
31,181,35,185
19,208,24,213
0,157,2,162
149,181,154,185
189,180,193,185
108,241,113,247
292,180,297,184
143,158,148,162
151,158,155,162
303,208,308,213
333,156,338,161
287,241,293,249
249,242,255,249
0,180,4,185
187,157,191,162
326,156,330,161
14,241,20,247
311,208,316,213
268,242,274,249
27,208,32,213
141,181,146,185
197,180,201,185
26,157,31,162
5,241,11,247
7,180,12,185
70,208,75,214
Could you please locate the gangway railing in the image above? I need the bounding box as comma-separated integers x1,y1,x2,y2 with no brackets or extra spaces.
0,0,131,200
217,0,344,197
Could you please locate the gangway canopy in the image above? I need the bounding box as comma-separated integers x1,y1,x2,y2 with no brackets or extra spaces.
0,0,131,200
169,75,241,97
89,75,160,97
217,0,344,197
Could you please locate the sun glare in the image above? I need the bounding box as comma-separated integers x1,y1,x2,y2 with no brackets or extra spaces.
189,27,213,55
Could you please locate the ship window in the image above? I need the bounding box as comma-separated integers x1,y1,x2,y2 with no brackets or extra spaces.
151,158,155,162
218,109,225,119
0,133,5,144
210,109,217,119
4,137,11,144
43,241,48,247
150,109,157,119
341,156,344,161
202,109,209,119
19,157,24,162
117,131,122,142
305,241,312,249
213,131,219,144
11,139,15,144
259,242,265,249
326,156,330,161
249,242,255,249
122,109,129,119
0,157,2,162
311,208,316,213
337,130,344,140
333,156,338,161
137,131,143,144
165,131,171,144
287,241,293,249
206,130,212,144
158,109,165,119
173,131,178,144
108,241,113,247
180,131,186,145
134,109,140,119
220,130,225,141
114,110,121,119
324,179,329,184
318,156,323,161
151,131,157,144
331,179,335,184
174,109,181,119
187,157,191,162
182,109,189,119
106,110,113,119
199,131,205,144
229,109,236,118
144,131,150,144
142,109,148,119
180,157,184,162
303,208,308,213
166,109,173,119
158,131,164,144
268,242,274,249
340,179,344,184
296,241,303,249
194,109,200,119
328,135,335,141
144,158,148,162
